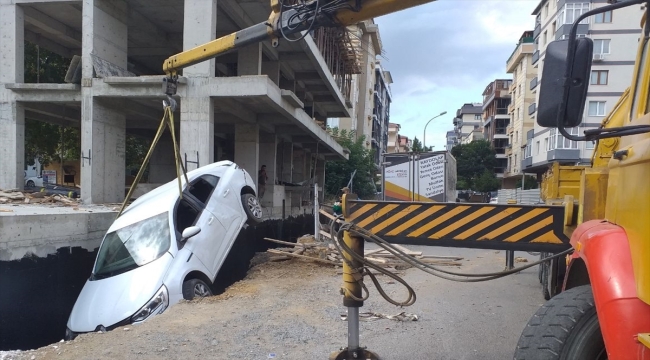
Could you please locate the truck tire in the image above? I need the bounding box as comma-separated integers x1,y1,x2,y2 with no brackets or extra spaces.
514,285,606,360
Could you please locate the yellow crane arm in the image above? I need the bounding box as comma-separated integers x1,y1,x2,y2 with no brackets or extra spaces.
162,0,435,94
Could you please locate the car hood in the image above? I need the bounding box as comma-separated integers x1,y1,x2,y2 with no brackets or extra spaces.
67,253,173,332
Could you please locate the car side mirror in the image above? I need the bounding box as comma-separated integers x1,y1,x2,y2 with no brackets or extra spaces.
181,226,201,242
537,38,593,128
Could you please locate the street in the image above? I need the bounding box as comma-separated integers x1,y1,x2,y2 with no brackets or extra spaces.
3,246,544,360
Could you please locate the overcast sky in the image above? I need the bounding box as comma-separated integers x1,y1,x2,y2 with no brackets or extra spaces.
374,0,538,149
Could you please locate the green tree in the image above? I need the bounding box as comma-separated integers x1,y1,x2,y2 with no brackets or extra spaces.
325,127,377,199
451,140,497,190
473,170,500,193
515,175,539,190
410,137,433,152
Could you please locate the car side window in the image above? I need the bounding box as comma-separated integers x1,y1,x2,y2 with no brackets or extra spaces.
175,199,200,233
188,175,219,205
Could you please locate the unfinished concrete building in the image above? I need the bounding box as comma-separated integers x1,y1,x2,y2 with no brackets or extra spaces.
0,0,366,215
482,79,512,179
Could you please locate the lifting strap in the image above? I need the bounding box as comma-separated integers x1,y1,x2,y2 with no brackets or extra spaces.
116,97,189,218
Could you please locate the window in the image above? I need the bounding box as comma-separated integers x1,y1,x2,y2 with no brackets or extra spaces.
188,175,219,204
590,70,608,85
593,39,611,54
518,84,521,96
586,140,596,149
560,34,587,40
544,137,550,151
594,11,612,23
525,143,532,158
544,3,549,18
536,140,540,155
558,3,590,26
588,101,607,116
517,108,521,120
474,114,481,120
552,21,556,35
549,127,579,149
514,154,518,165
543,30,548,46
515,131,519,142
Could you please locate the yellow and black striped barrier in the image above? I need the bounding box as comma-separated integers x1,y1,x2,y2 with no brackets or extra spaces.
343,199,570,252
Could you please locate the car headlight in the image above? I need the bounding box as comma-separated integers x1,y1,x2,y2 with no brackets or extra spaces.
131,285,169,323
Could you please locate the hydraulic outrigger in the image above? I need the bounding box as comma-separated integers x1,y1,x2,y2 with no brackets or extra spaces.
158,0,650,358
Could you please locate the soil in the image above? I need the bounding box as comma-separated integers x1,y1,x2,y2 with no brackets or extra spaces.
2,255,359,360
0,249,544,360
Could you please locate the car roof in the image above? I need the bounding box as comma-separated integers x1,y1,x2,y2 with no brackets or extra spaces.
109,161,236,231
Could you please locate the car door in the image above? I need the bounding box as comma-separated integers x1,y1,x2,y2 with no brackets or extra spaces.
174,175,227,279
204,171,246,270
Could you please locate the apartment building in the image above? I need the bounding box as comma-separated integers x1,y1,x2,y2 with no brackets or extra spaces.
504,30,537,188
445,131,457,151
450,103,483,147
482,80,513,178
523,0,642,174
371,61,393,166
387,123,401,153
398,135,411,152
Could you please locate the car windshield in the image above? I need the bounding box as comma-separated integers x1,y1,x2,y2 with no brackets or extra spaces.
92,212,171,280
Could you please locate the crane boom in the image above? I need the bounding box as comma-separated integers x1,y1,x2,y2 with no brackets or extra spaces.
162,0,436,94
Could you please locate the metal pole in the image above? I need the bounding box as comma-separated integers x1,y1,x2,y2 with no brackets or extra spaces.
347,307,360,349
314,183,319,242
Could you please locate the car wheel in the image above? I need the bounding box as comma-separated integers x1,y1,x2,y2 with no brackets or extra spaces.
241,193,263,224
26,180,35,187
182,278,213,300
514,285,606,360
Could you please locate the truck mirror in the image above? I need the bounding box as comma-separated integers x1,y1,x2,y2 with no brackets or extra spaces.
537,38,593,128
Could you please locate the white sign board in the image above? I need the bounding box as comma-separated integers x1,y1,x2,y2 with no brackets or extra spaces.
417,154,445,198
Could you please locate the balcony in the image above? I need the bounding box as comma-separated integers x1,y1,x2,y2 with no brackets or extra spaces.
532,50,540,66
496,108,509,115
506,37,534,73
507,124,514,134
530,77,538,91
533,23,541,39
508,103,515,114
495,127,507,135
528,103,537,115
522,157,533,169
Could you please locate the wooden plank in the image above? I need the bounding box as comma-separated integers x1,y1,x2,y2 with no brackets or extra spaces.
319,230,332,239
267,249,340,266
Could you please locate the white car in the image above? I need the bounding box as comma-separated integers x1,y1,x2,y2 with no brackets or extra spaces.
24,176,44,188
65,161,263,339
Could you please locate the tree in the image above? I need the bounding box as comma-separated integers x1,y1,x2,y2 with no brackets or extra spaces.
474,170,500,193
451,140,497,190
515,175,539,190
410,137,433,152
325,127,377,199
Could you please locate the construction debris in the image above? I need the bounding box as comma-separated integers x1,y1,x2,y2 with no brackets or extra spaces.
0,189,80,206
263,237,463,269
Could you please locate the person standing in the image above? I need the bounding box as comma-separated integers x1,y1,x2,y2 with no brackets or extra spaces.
258,165,268,200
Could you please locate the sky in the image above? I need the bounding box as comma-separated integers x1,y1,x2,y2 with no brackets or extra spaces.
373,0,538,149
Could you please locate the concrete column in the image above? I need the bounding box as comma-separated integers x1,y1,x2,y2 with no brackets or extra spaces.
259,133,277,184
148,133,176,183
280,142,293,183
183,0,217,77
80,0,127,204
80,98,126,203
180,79,214,170
82,0,128,78
0,4,25,190
316,158,326,202
259,133,277,207
234,123,259,189
0,3,24,84
261,61,280,86
237,43,262,76
0,101,25,190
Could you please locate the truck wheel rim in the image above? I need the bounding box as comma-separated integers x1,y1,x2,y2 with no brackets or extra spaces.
247,197,263,218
